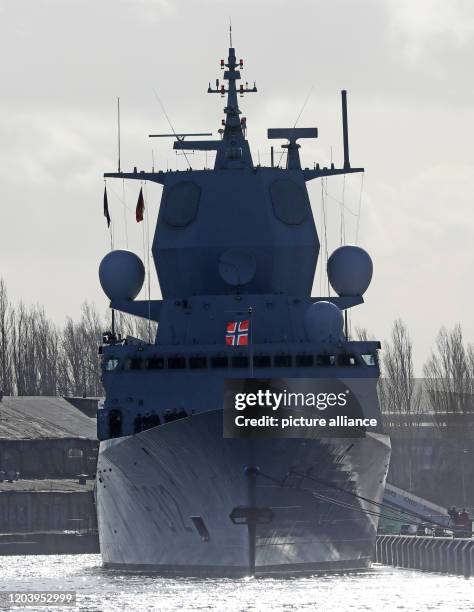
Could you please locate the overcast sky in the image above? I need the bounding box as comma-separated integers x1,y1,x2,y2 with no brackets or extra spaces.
1,0,473,372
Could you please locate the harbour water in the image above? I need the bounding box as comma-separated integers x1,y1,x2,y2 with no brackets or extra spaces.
0,555,472,611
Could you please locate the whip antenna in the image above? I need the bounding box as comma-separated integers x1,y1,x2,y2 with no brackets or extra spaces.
152,89,192,169
117,97,121,173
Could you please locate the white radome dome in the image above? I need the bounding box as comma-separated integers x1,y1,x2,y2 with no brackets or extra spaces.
99,250,145,301
304,301,344,343
327,245,373,297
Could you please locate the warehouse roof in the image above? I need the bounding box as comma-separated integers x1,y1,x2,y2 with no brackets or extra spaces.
0,397,97,440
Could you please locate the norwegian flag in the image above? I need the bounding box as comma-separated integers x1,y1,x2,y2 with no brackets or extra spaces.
226,320,250,346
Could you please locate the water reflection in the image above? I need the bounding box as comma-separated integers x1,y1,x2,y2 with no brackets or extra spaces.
0,555,472,611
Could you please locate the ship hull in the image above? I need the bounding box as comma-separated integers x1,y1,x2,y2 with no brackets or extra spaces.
96,410,390,576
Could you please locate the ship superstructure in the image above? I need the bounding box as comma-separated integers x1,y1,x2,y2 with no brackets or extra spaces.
96,38,390,575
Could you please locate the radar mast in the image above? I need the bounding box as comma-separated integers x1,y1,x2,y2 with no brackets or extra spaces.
207,29,257,169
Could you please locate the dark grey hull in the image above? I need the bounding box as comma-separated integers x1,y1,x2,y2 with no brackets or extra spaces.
96,410,390,576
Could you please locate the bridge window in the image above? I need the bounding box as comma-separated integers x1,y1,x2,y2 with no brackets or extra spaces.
295,354,314,367
146,357,165,370
109,409,122,438
253,355,271,368
361,353,376,366
189,356,207,369
139,412,161,431
124,357,144,370
316,355,335,366
211,356,228,369
168,356,186,369
338,354,358,366
274,354,292,367
164,409,188,422
104,358,119,371
134,414,143,433
231,355,249,368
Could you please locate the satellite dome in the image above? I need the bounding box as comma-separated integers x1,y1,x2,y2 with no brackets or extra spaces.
327,245,373,297
218,248,256,286
304,301,344,344
99,250,145,301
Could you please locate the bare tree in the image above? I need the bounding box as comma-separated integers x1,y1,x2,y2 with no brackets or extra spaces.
380,319,421,416
379,319,421,491
9,303,59,395
59,316,84,395
11,303,37,395
0,278,106,397
34,307,60,395
354,326,373,342
468,344,474,396
0,280,13,395
423,324,473,414
0,275,160,398
59,303,103,397
112,311,157,343
78,302,102,396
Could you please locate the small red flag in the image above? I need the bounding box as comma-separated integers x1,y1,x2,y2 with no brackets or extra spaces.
136,187,145,222
103,186,111,228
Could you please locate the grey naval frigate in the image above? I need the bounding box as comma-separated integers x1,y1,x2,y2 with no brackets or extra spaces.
96,37,391,576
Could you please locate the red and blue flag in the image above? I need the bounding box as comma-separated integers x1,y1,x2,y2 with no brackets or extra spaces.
226,320,249,346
